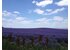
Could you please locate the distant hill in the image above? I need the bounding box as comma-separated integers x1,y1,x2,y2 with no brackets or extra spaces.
2,27,68,38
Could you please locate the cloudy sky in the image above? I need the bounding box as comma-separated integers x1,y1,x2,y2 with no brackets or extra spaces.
2,0,68,29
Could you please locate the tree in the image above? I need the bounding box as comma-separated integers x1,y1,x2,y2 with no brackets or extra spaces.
16,35,20,46
7,33,13,42
38,35,43,45
21,36,25,46
30,36,34,46
45,36,48,46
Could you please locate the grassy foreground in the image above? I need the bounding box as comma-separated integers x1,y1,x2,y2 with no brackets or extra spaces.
2,38,68,50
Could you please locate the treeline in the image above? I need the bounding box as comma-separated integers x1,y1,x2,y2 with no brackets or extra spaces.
2,33,49,47
2,33,68,50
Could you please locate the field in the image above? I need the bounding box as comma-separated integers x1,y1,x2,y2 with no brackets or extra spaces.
2,28,68,50
2,34,68,50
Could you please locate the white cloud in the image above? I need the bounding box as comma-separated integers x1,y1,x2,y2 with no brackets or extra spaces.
44,7,65,15
3,16,68,28
46,9,52,12
35,16,67,29
33,7,65,15
50,7,65,14
2,10,17,17
13,11,20,14
55,0,68,6
36,18,47,22
20,20,32,24
32,0,36,4
32,0,53,7
2,17,33,28
2,10,12,16
34,9,44,14
2,10,68,29
16,17,25,21
53,16,64,21
15,17,33,24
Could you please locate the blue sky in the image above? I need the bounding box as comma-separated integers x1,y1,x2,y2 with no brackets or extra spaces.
2,0,68,29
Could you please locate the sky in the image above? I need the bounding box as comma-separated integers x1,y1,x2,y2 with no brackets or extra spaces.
2,0,68,29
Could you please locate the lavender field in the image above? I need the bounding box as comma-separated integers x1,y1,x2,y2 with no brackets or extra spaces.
2,27,68,50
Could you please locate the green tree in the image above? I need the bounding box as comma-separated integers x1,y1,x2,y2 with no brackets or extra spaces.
30,36,34,46
45,36,48,46
38,35,43,45
7,33,13,42
16,35,20,46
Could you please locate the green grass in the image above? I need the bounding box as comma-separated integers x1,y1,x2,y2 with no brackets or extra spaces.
2,39,68,50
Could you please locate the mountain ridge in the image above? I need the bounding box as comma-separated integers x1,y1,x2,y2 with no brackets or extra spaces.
2,27,68,38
